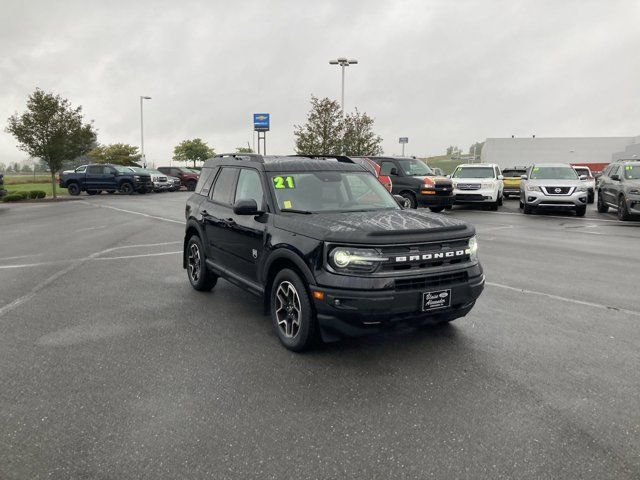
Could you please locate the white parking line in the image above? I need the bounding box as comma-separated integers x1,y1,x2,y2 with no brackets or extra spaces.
487,281,640,318
92,204,183,224
461,209,640,225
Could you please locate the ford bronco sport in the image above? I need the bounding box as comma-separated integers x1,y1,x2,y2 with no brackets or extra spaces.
183,154,484,351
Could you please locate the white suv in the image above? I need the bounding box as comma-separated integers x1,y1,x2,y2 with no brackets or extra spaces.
451,163,504,210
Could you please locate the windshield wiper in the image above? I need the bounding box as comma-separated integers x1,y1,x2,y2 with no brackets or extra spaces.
281,208,313,214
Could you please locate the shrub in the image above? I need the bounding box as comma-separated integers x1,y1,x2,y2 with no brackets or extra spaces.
2,193,25,202
29,190,46,199
17,191,29,200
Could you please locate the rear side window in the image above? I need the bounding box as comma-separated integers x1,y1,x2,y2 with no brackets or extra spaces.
195,167,216,196
87,165,104,174
210,168,238,204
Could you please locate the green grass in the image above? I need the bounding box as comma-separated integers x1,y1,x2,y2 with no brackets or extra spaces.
5,182,68,197
421,156,462,175
4,174,52,185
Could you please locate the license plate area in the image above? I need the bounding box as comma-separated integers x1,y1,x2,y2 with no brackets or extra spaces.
422,289,452,312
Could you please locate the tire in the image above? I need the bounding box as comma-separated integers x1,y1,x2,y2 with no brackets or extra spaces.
588,191,594,204
400,191,417,209
67,183,80,196
186,235,218,291
497,195,503,206
523,203,533,215
618,196,631,221
270,269,317,352
429,206,444,213
575,205,586,217
596,191,609,213
519,198,524,209
444,205,453,211
187,180,197,192
119,182,134,195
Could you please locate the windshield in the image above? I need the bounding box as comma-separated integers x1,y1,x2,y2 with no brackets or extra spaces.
624,165,640,180
574,167,591,177
502,169,526,178
530,166,578,180
397,159,433,176
453,167,495,179
270,171,399,213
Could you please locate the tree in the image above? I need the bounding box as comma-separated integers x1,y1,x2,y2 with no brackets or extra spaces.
236,146,254,153
294,96,344,155
6,88,96,198
468,141,484,156
173,138,214,168
89,143,142,166
0,162,6,173
446,145,462,157
21,163,32,173
342,108,383,156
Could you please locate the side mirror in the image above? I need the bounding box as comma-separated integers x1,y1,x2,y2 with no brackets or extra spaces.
520,174,528,180
610,174,620,181
389,167,398,176
233,199,262,215
498,175,504,180
393,194,411,208
446,174,451,178
579,174,587,181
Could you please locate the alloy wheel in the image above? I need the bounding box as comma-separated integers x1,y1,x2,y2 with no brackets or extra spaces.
187,243,201,282
275,281,301,338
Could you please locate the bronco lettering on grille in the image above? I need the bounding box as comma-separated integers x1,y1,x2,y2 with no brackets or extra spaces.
394,249,469,263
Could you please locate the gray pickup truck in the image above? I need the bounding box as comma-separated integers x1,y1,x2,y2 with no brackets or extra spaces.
59,164,153,196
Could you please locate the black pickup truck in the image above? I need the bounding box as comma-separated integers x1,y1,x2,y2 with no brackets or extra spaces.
59,164,153,195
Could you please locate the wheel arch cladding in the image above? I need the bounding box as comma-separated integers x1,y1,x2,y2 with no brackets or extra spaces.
183,223,203,269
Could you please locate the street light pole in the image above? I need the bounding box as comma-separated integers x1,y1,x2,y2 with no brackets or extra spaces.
329,57,358,116
140,96,151,167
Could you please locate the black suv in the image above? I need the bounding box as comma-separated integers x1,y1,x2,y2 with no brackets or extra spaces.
597,161,640,220
368,156,454,211
183,154,484,351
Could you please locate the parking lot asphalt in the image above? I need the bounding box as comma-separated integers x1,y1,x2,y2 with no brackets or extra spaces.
1,194,639,479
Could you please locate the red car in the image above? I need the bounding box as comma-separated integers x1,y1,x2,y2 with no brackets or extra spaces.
351,157,392,192
157,167,200,191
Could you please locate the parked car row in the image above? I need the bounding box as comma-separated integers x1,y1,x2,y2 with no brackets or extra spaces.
59,164,200,195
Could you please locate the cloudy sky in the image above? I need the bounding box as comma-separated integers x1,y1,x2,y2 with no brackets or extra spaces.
1,0,639,165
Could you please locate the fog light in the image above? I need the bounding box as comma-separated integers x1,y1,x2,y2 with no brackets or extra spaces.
334,299,341,306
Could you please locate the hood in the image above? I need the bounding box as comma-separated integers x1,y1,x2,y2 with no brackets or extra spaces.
527,178,582,186
273,209,473,244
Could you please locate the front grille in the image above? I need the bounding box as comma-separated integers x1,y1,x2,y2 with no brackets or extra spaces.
379,240,470,272
395,271,469,291
457,183,481,190
456,193,485,201
159,176,167,182
543,186,573,195
434,186,453,196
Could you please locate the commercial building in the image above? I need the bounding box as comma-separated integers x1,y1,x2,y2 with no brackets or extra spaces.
481,136,640,172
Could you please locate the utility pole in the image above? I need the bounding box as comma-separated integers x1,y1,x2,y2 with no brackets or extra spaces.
140,96,151,167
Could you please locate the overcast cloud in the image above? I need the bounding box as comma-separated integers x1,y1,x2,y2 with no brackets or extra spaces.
1,0,639,165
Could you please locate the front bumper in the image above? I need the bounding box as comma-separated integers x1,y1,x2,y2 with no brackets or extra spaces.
525,190,587,209
416,193,455,207
153,182,172,191
454,187,498,203
627,194,640,214
311,268,484,341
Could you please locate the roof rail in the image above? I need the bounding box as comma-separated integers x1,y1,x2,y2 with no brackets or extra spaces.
287,154,355,164
213,153,264,163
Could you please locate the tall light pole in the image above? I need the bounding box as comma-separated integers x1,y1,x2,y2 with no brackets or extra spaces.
140,96,151,167
329,57,358,116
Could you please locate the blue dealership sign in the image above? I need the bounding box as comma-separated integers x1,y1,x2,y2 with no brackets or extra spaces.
253,113,270,131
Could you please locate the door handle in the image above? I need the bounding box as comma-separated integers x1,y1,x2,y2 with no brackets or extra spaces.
222,218,236,226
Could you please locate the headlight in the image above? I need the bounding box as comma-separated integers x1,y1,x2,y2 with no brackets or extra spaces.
480,182,493,189
526,184,540,192
329,247,388,273
576,185,588,192
133,175,141,181
467,236,478,261
628,189,640,195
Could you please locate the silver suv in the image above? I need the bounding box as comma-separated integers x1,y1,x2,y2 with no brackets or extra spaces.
519,164,588,216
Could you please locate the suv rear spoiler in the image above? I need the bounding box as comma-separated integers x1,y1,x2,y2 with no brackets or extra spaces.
213,153,265,163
